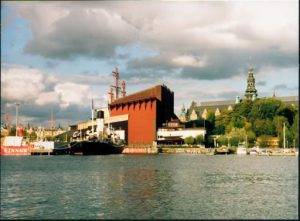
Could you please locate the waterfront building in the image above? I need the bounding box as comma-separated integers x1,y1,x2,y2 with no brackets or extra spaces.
109,84,177,146
35,127,66,141
189,109,198,121
185,64,298,121
157,119,206,145
187,100,235,121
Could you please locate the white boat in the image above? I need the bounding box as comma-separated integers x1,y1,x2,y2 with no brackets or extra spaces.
249,148,257,155
236,144,247,155
257,149,269,156
1,136,30,156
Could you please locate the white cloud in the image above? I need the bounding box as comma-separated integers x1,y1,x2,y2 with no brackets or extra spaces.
1,65,95,109
35,92,60,105
14,1,297,59
172,55,207,67
1,66,46,102
54,82,93,108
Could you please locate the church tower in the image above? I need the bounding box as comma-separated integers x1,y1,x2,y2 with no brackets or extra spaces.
244,65,258,100
179,104,187,122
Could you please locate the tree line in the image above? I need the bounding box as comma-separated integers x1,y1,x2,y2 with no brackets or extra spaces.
185,98,298,148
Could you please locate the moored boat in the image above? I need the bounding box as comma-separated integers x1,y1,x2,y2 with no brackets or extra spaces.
257,149,269,156
1,136,30,156
236,144,247,155
69,101,125,155
249,148,257,155
69,139,124,155
215,147,230,155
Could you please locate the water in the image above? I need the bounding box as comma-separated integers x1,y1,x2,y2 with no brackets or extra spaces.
1,155,298,219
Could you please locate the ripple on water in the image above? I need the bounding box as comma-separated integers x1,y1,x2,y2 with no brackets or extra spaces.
0,155,298,219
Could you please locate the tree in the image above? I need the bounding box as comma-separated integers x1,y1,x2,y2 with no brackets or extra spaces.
184,136,194,145
290,112,299,148
277,104,296,126
217,135,228,146
253,119,275,137
29,131,37,142
229,136,240,147
9,127,16,136
249,98,282,122
195,135,204,145
231,115,245,128
232,100,253,119
214,110,232,135
246,130,256,147
259,135,272,147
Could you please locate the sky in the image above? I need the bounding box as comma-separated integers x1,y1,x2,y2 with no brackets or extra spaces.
1,0,299,128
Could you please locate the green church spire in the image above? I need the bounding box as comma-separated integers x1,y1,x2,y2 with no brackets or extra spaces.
244,65,258,100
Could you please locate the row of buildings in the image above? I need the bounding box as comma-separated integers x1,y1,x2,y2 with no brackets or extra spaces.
72,84,206,148
69,65,297,149
179,66,298,122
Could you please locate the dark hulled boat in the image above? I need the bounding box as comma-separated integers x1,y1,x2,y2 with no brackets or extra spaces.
68,99,125,155
69,139,124,155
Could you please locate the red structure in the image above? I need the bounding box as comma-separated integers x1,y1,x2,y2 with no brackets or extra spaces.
109,84,177,146
17,124,23,137
111,65,120,100
108,87,114,103
121,80,126,98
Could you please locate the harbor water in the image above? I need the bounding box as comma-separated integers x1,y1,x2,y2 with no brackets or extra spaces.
1,154,298,219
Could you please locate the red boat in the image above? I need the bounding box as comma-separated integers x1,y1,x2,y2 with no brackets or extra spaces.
1,136,30,156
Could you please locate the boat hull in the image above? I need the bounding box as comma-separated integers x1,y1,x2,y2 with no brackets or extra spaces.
69,141,124,155
1,146,30,156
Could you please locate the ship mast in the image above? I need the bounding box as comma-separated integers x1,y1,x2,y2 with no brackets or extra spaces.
15,102,20,136
91,97,94,136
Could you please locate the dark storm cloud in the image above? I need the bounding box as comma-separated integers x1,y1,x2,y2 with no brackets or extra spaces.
1,98,91,127
127,55,177,72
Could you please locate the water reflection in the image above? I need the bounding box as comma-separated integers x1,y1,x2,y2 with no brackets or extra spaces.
0,155,298,219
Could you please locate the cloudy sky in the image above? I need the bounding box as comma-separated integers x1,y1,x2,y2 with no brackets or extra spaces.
1,0,298,128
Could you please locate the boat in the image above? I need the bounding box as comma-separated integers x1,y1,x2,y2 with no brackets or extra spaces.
68,102,125,155
249,148,257,155
269,149,297,156
69,139,124,155
257,149,269,156
1,136,30,156
236,144,247,155
31,141,69,155
215,146,230,155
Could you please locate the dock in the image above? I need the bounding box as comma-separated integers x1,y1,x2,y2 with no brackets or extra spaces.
30,148,53,155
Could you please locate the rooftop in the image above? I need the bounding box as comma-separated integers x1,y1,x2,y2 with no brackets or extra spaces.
110,84,173,106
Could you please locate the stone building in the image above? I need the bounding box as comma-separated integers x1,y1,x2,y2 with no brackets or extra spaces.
184,65,298,122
